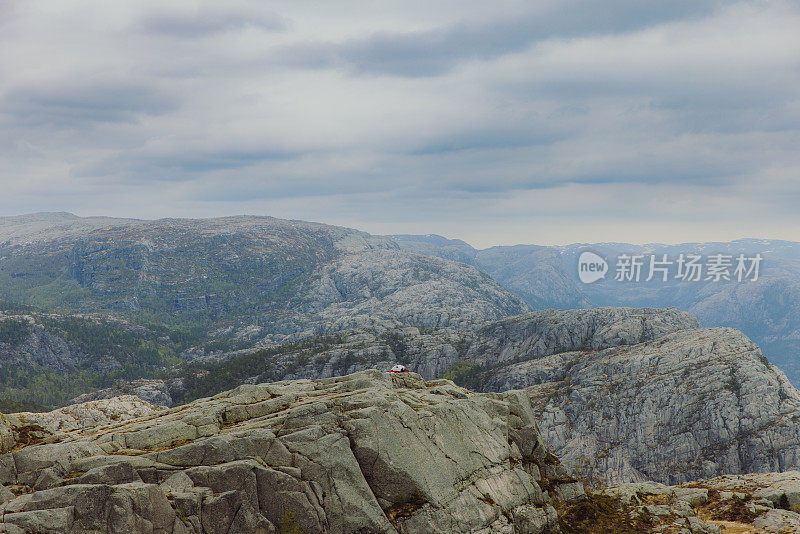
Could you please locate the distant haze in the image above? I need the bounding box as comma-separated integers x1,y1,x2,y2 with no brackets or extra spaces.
1,1,799,247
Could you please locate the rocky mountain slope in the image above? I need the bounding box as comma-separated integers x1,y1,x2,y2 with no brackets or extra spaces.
71,306,800,492
300,248,526,332
468,317,800,486
394,235,800,385
4,305,800,531
0,370,585,533
6,368,798,532
70,307,695,409
60,303,800,490
391,234,479,266
168,305,796,490
0,214,529,406
463,307,697,369
0,213,527,341
392,236,591,310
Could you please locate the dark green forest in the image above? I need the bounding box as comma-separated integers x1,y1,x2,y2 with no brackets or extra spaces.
171,334,347,405
0,302,199,407
0,295,351,409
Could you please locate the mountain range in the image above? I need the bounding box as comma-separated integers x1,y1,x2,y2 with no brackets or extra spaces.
394,234,800,385
5,213,800,531
3,212,800,406
0,213,525,336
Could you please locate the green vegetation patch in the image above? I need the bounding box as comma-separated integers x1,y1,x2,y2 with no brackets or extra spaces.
381,332,409,364
0,366,102,408
440,360,484,390
0,396,48,413
172,334,347,404
0,314,196,408
37,316,184,374
0,319,32,347
0,299,34,313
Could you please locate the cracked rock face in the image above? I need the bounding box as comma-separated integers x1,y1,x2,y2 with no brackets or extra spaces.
486,326,800,485
9,396,158,435
303,249,529,331
0,370,580,533
466,307,697,368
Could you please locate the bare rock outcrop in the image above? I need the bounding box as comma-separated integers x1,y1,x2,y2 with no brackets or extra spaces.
11,396,159,434
466,307,697,368
485,326,800,485
0,370,581,533
304,249,529,331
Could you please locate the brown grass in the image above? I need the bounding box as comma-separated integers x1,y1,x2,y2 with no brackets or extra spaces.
11,424,48,451
385,493,427,529
557,491,655,534
696,489,762,524
640,493,674,506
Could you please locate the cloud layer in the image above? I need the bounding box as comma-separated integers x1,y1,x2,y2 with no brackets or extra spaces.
1,0,799,246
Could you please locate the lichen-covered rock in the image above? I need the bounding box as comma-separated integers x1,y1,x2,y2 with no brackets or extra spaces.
753,508,800,532
0,370,579,533
690,472,800,510
0,415,13,454
599,482,722,533
10,396,159,433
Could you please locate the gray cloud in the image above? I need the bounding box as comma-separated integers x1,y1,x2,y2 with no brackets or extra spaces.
1,0,799,246
0,1,16,26
278,0,720,77
2,80,177,128
75,147,303,182
409,124,568,156
137,5,284,37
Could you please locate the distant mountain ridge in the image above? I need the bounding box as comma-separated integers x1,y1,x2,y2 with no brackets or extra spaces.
0,214,531,408
394,234,800,384
0,213,527,338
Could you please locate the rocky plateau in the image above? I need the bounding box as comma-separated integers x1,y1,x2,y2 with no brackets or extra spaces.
0,370,586,533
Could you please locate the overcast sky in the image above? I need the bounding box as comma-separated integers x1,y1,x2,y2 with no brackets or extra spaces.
1,0,799,247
